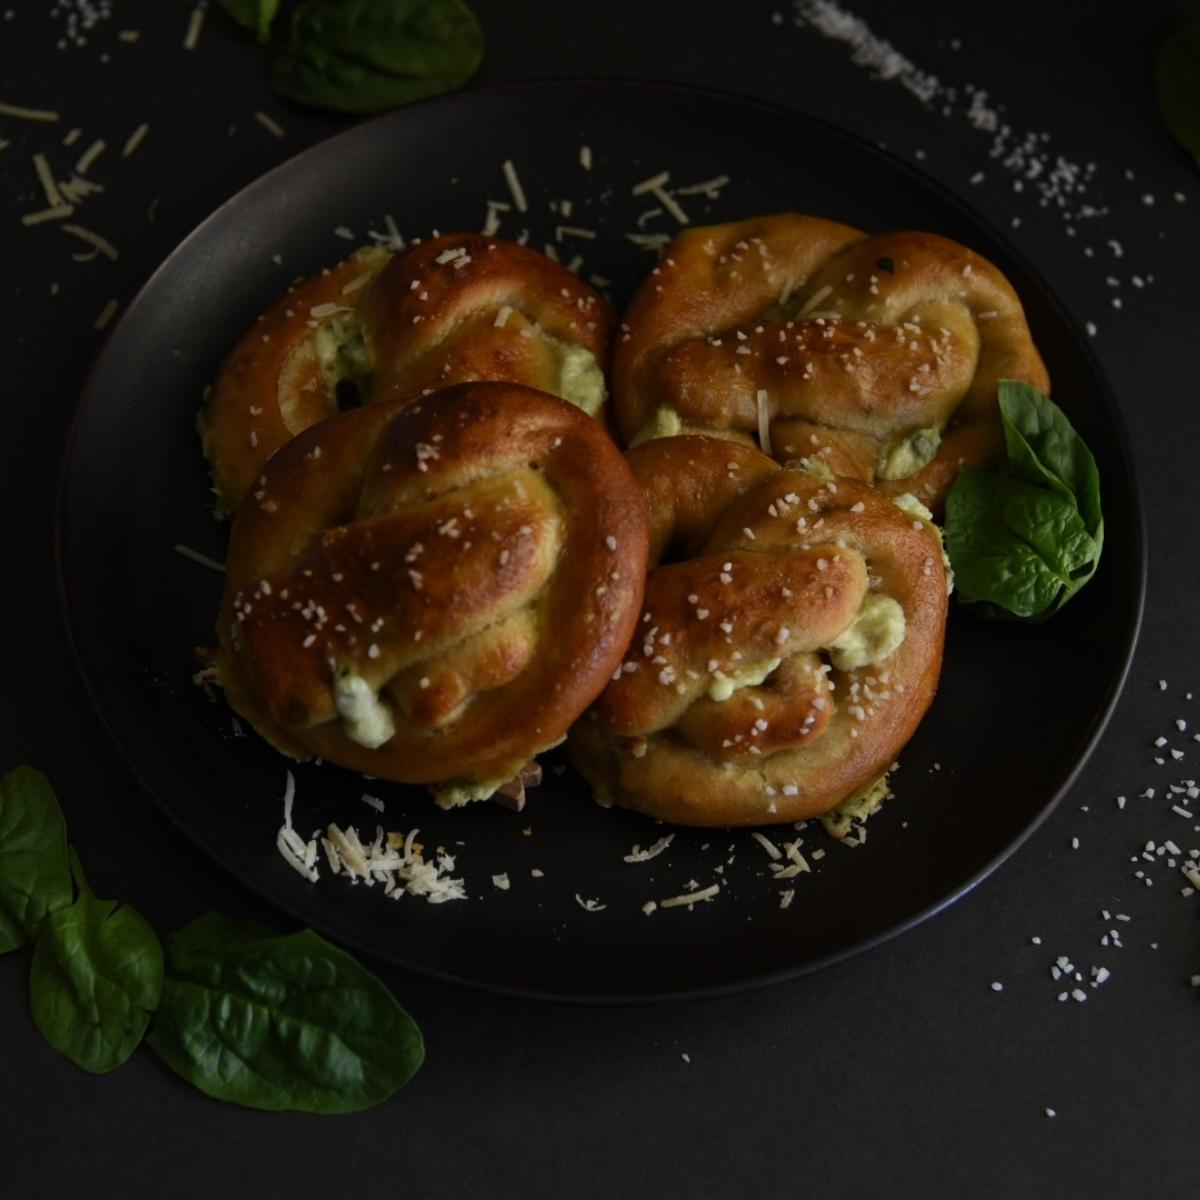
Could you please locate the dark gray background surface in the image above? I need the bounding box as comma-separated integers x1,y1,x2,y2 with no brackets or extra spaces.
1,1,1197,1195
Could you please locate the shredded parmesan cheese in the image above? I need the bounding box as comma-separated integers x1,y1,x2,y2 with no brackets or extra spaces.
33,154,62,208
798,284,835,316
21,205,74,226
254,111,286,139
63,224,118,261
75,139,106,175
623,834,675,863
173,544,226,572
632,170,671,195
121,123,149,158
502,159,528,212
183,5,206,50
750,830,782,860
660,883,720,908
0,101,59,121
675,174,731,198
93,298,118,330
651,184,688,225
756,389,772,456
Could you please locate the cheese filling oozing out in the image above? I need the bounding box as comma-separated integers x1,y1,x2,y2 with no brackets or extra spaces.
708,657,783,702
893,491,954,595
827,594,906,672
333,669,395,749
430,776,514,810
547,338,606,416
821,770,891,838
629,404,683,447
877,424,942,481
312,312,370,393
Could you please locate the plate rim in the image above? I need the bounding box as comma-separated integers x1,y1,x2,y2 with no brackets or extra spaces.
54,77,1147,1003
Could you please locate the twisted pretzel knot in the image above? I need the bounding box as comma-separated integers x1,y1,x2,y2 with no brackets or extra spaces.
200,234,611,514
217,383,647,796
568,436,947,827
614,213,1049,507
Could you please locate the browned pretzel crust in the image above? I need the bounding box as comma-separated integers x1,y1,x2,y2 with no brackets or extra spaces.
568,436,947,827
199,235,612,514
362,233,611,410
216,383,648,802
613,213,1048,507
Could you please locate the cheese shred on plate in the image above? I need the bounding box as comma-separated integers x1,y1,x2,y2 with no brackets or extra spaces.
273,771,466,903
623,833,675,863
660,883,720,908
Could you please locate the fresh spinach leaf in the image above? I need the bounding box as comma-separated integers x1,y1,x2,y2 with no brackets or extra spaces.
272,0,484,115
945,381,1103,621
999,380,1103,547
218,0,282,42
0,766,72,953
1156,19,1200,169
146,914,424,1112
29,850,163,1074
946,469,1097,620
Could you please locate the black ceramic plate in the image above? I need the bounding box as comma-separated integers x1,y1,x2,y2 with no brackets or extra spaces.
58,81,1143,1000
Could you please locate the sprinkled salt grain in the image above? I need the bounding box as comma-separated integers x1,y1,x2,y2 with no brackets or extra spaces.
492,874,510,891
990,981,1003,992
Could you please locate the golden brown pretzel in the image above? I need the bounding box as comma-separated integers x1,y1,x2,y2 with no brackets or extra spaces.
199,235,612,514
216,382,648,805
362,233,611,414
613,213,1049,507
198,246,390,516
568,436,948,827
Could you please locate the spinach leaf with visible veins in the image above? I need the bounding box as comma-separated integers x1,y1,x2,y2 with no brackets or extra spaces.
146,914,424,1112
217,0,282,42
1156,19,1200,169
273,0,484,115
29,850,163,1074
0,766,72,953
945,380,1103,621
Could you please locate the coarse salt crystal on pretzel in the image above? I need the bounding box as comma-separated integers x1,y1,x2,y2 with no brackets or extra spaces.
215,382,648,807
567,435,948,828
199,234,612,515
613,213,1049,507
